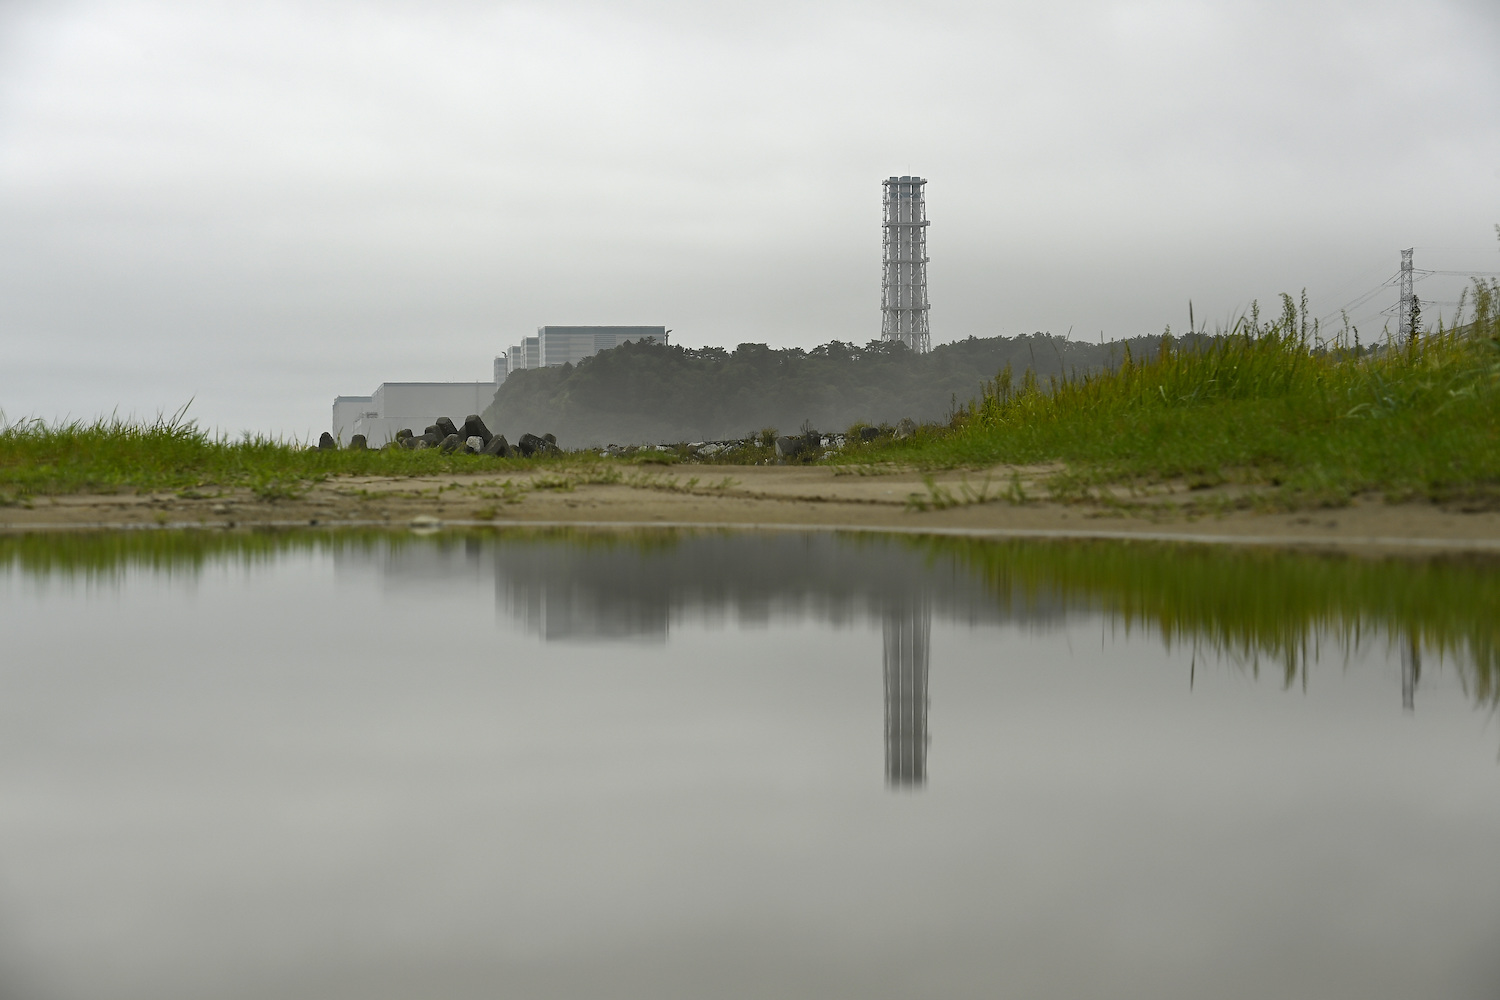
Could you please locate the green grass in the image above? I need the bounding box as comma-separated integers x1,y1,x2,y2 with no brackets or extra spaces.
865,282,1500,507
0,408,571,500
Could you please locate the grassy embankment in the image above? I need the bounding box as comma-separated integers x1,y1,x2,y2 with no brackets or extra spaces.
0,411,587,504
868,284,1500,508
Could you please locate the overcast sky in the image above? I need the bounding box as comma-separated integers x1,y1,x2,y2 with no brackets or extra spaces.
2,0,1498,437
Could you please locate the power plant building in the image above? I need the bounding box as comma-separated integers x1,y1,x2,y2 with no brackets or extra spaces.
506,326,668,374
331,395,375,444
332,325,668,443
331,380,499,447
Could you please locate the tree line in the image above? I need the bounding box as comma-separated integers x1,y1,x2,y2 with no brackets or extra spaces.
481,332,1185,447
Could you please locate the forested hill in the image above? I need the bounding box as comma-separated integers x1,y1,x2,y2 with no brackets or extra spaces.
481,333,1183,447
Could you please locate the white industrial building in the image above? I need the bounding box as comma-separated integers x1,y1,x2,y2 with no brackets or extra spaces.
332,381,500,447
505,326,668,374
331,394,377,444
333,326,668,445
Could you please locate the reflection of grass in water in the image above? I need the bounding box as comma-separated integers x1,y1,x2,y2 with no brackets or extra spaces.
0,526,694,580
921,537,1500,706
4,527,1496,706
0,529,382,580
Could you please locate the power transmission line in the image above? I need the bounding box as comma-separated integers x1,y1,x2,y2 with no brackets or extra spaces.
1316,272,1398,327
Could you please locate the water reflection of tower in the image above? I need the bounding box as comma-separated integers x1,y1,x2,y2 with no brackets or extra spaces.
884,601,931,787
1402,636,1421,713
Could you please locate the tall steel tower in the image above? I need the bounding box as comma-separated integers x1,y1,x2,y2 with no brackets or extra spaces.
1397,248,1415,343
881,176,931,353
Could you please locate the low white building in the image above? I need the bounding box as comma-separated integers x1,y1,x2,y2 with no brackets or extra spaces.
332,395,376,444
361,382,499,447
332,377,502,447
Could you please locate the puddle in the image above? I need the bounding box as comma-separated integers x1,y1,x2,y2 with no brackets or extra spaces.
1,528,1496,999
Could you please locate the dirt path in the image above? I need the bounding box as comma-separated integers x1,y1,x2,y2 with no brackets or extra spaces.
4,463,1499,553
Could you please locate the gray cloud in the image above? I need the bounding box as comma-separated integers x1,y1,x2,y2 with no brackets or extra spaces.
2,0,1497,435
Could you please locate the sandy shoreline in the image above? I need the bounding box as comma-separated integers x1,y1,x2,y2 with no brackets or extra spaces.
4,463,1500,553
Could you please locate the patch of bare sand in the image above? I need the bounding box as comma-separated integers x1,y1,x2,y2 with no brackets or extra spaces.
3,464,1499,553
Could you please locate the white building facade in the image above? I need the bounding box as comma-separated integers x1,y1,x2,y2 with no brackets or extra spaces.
506,326,668,374
332,381,499,447
333,326,667,444
356,382,498,446
332,395,376,444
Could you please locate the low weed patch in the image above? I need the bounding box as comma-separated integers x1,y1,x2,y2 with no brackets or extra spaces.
623,471,736,494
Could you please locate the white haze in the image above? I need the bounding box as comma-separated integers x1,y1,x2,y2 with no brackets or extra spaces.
1,0,1498,437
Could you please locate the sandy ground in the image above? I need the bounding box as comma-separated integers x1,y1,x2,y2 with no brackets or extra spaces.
4,463,1500,553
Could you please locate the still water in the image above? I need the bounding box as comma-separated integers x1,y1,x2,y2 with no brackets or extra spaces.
0,528,1496,999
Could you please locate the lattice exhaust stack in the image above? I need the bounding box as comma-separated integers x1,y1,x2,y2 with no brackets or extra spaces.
881,176,931,354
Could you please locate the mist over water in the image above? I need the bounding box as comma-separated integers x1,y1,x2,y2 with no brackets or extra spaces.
0,529,1496,998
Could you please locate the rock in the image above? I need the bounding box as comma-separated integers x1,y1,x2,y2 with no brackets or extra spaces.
697,443,722,457
435,417,460,439
859,426,881,442
774,435,806,459
419,425,444,447
482,435,511,457
461,415,492,445
543,432,557,445
465,435,484,453
438,433,462,453
349,434,367,450
317,432,337,450
517,433,545,457
895,417,918,440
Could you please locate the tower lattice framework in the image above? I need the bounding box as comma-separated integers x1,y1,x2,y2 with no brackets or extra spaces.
881,176,931,353
1397,248,1415,343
